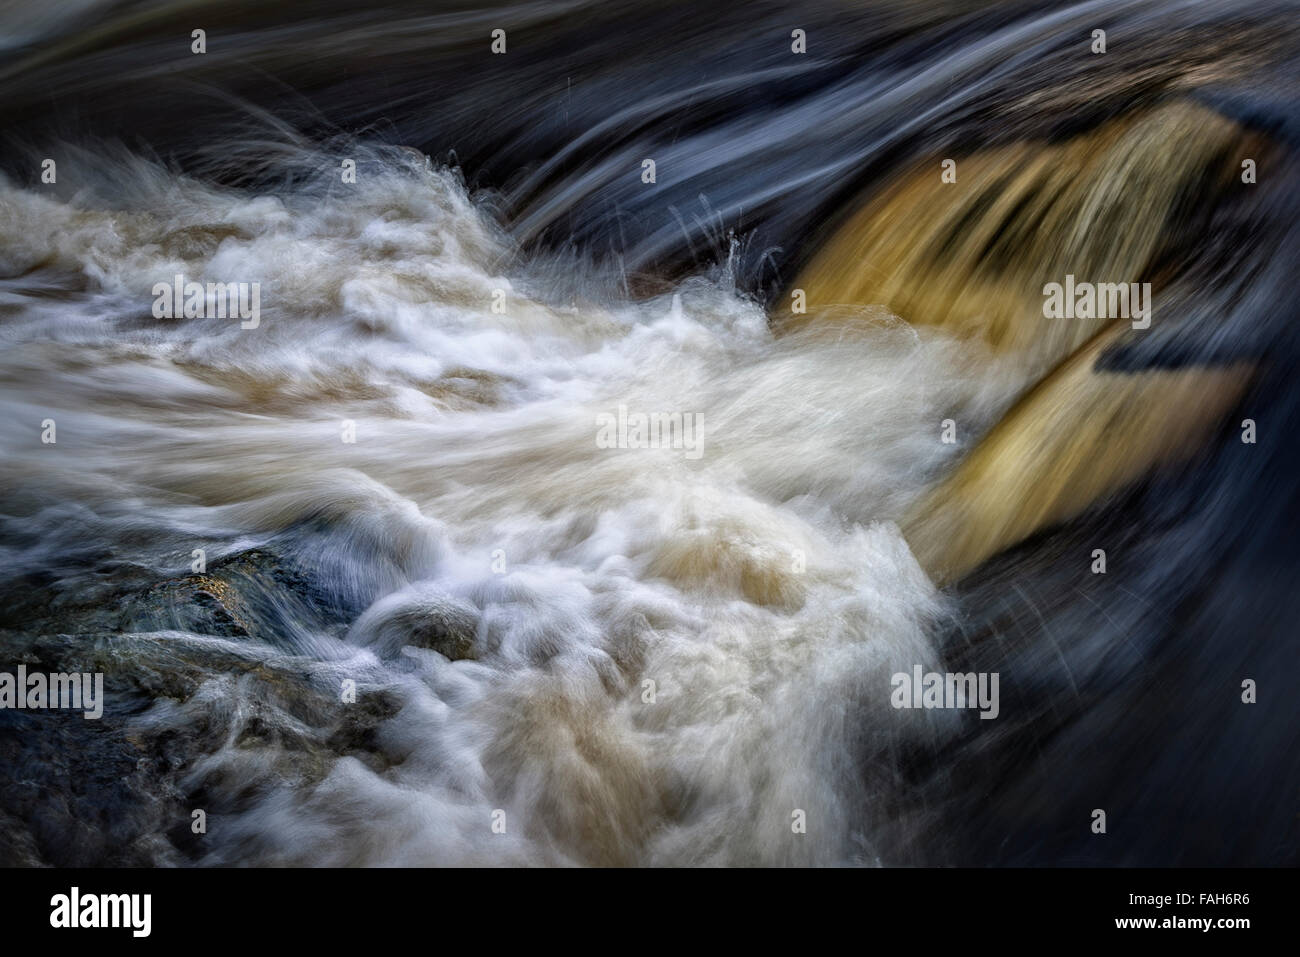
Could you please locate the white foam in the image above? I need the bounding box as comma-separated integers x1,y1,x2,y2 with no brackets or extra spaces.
0,155,1021,864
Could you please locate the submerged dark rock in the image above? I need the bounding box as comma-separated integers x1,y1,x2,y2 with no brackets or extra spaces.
0,536,419,866
349,587,480,661
0,627,406,866
116,547,354,649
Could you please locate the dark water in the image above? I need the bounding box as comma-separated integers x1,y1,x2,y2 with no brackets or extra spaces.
0,0,1297,865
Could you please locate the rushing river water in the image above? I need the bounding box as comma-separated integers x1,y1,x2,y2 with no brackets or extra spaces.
0,154,1026,864
1,0,1298,866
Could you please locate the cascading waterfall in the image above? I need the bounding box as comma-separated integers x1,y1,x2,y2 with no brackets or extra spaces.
1,0,1297,866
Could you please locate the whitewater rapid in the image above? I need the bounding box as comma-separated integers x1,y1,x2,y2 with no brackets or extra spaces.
0,148,1028,865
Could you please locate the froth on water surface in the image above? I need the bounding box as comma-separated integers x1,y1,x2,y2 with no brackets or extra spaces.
0,149,1024,865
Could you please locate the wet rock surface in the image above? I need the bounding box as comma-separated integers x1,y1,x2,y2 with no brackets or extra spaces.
349,586,481,661
0,545,409,866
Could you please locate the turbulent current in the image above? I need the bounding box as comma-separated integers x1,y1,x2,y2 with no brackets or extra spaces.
2,0,1298,868
0,154,1025,865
